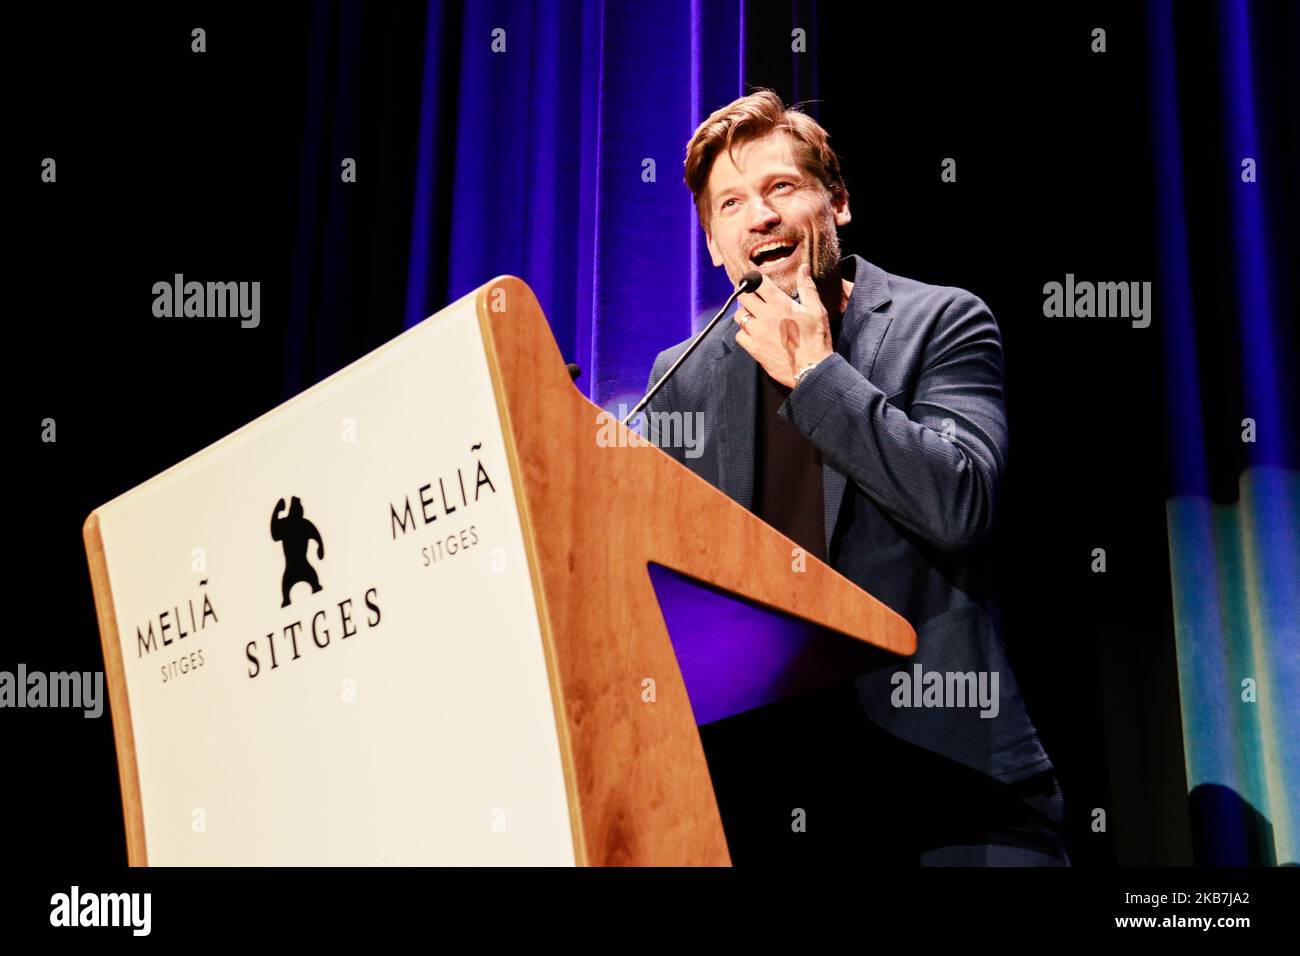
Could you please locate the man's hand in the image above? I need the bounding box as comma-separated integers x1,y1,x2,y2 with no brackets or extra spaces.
734,263,834,388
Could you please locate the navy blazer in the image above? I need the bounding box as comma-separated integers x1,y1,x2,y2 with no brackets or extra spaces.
646,254,1053,784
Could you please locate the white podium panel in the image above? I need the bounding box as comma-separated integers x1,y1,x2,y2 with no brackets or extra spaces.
92,292,575,865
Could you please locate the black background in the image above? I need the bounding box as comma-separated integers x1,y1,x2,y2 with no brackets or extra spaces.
10,0,1297,872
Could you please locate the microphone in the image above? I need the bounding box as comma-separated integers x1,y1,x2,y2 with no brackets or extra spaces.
620,271,762,427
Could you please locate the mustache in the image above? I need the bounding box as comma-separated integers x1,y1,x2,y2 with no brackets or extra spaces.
741,225,820,260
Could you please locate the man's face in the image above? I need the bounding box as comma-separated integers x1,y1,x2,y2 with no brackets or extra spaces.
703,130,851,296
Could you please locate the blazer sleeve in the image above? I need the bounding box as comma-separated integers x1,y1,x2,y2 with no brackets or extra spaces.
642,350,686,466
644,352,670,421
780,291,1008,553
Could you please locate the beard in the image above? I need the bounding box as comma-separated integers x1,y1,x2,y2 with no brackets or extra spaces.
796,199,843,295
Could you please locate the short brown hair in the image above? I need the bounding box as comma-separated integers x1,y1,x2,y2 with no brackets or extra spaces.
684,89,847,233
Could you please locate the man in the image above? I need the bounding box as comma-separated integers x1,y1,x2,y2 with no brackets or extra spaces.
645,90,1069,866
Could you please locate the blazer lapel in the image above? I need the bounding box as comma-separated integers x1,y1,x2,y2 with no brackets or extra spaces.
821,255,895,552
714,302,757,509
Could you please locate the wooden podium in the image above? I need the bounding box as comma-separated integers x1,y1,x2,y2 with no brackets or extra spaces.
83,276,915,866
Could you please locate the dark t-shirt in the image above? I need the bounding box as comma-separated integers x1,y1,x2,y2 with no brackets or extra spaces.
752,311,843,563
753,366,827,563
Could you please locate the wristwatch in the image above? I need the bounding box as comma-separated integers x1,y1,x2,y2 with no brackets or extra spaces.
794,358,824,387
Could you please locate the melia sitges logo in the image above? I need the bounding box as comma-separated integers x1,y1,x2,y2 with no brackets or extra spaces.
270,496,325,607
245,495,383,680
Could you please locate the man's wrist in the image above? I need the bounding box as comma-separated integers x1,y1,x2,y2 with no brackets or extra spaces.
793,357,825,387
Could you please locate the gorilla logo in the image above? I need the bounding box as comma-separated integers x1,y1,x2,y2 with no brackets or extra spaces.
270,496,325,608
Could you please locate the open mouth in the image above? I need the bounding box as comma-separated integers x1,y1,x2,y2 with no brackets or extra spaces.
748,239,799,268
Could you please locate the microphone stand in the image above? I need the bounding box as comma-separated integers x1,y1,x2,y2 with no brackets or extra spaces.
620,271,762,427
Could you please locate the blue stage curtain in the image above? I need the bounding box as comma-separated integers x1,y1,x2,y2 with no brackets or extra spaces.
403,0,744,412
1149,0,1298,866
